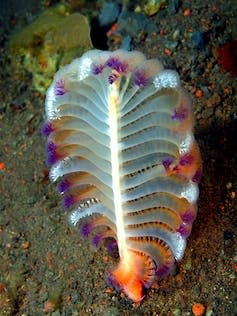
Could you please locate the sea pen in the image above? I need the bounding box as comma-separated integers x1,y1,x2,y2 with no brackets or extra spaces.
42,49,202,302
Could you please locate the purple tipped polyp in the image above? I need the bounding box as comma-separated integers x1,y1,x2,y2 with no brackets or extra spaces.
92,234,102,248
105,239,118,257
57,179,71,193
41,121,54,137
156,265,171,277
46,141,57,153
192,169,202,183
106,57,127,73
108,73,118,84
180,153,194,166
133,70,149,87
80,222,92,237
92,63,104,75
45,141,58,166
176,223,191,238
162,157,173,170
45,142,59,166
181,210,196,224
54,79,67,96
171,105,189,121
62,195,75,209
107,272,121,291
46,151,59,166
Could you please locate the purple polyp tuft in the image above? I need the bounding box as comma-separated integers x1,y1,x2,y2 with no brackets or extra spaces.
80,222,92,237
192,169,202,183
156,265,170,277
107,273,121,291
181,210,195,223
54,79,67,96
108,73,118,84
92,63,104,75
46,141,57,153
46,151,59,166
162,157,173,170
106,57,127,73
45,142,58,166
62,195,75,209
92,234,102,248
133,70,149,87
106,239,118,257
41,121,54,137
172,106,189,121
176,223,191,238
180,154,194,166
57,179,71,193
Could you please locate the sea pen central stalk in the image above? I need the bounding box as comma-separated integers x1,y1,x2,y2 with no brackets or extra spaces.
108,82,128,260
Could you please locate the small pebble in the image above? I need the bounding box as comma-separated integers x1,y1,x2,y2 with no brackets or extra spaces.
172,29,180,40
21,241,30,249
192,303,205,316
43,300,56,313
226,182,232,189
183,8,191,16
195,89,203,98
164,48,172,56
